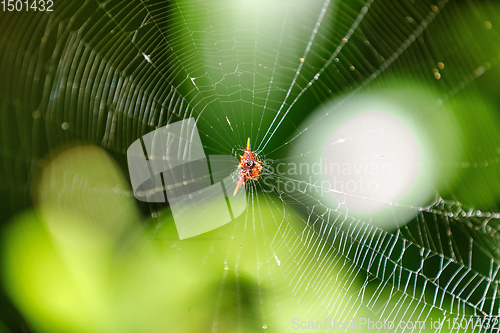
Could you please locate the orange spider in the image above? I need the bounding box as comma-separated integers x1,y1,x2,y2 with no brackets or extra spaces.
233,138,263,196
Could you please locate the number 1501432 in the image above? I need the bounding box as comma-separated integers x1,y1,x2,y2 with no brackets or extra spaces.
1,0,53,12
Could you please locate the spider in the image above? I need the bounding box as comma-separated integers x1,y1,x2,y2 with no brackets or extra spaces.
233,138,263,196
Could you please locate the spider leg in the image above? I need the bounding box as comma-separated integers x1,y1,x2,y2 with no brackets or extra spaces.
233,176,245,196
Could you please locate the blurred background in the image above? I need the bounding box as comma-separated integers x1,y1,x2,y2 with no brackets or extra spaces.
1,0,500,332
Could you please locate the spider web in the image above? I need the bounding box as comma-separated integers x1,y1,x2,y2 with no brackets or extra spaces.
1,0,500,332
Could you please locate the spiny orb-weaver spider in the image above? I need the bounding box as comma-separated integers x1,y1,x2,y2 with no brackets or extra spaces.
233,138,263,196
